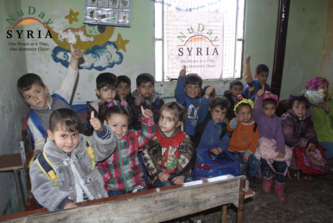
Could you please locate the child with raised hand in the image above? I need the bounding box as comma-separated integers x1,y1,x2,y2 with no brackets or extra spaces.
96,103,155,196
227,97,260,188
193,84,231,156
305,77,333,165
281,95,318,181
243,54,272,100
17,44,83,157
143,102,196,188
115,75,135,108
30,108,116,211
254,86,287,202
86,72,119,135
175,66,202,139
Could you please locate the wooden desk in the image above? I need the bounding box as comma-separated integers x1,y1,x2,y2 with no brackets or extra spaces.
0,175,248,223
0,152,33,171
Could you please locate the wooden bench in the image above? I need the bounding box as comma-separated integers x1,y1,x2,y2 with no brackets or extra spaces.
0,175,254,223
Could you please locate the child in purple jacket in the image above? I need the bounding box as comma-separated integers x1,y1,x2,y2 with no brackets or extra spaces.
253,87,287,202
281,95,318,181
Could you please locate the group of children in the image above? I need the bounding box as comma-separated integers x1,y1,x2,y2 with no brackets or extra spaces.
17,46,333,211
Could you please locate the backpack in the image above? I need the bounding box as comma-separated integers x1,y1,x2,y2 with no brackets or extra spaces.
294,145,329,175
191,145,241,180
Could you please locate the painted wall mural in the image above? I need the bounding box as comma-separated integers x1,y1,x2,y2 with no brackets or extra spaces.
50,9,129,71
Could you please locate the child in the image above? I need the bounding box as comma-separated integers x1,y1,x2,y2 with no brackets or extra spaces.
243,54,271,100
131,73,164,131
306,77,333,164
115,75,135,107
227,97,260,188
143,102,196,188
30,108,116,211
17,44,83,157
201,85,216,102
86,72,119,135
281,95,319,180
96,104,155,196
175,66,202,139
193,84,230,155
223,80,245,122
254,87,287,202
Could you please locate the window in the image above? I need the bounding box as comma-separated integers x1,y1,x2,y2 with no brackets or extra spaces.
154,0,245,82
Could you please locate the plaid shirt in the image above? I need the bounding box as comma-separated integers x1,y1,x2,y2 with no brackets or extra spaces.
96,117,155,192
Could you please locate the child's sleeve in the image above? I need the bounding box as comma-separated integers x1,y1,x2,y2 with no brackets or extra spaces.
227,118,238,133
142,144,161,176
30,161,72,211
246,124,259,155
218,133,230,152
175,76,186,104
281,116,308,148
87,124,116,162
53,66,79,103
176,140,196,176
27,118,45,152
245,61,255,89
275,118,286,153
197,96,210,123
304,119,319,146
134,117,156,149
253,94,263,122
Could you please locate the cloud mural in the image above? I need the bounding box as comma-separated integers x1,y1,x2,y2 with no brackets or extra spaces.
52,41,123,71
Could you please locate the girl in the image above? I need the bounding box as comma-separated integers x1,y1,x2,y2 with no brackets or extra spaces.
96,103,155,196
306,77,333,167
30,108,116,211
142,102,196,188
227,97,260,189
253,88,287,202
281,95,318,181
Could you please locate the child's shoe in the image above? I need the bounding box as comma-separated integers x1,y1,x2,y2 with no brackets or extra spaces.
249,176,256,188
262,176,273,193
287,169,297,180
274,181,286,202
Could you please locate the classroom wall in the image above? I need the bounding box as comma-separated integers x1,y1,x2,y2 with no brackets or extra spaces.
0,0,30,215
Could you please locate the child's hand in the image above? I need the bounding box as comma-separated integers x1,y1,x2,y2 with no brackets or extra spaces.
210,147,222,155
179,65,186,78
120,96,128,106
246,54,251,63
141,106,153,118
64,201,78,209
135,93,142,106
158,172,170,182
313,102,330,112
242,153,249,163
205,83,214,99
276,150,285,158
172,176,185,184
90,111,102,131
235,114,245,123
257,85,265,97
70,43,83,59
307,143,316,151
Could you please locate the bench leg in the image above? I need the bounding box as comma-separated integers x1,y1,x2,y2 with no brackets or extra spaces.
13,169,25,212
221,205,227,223
237,178,246,223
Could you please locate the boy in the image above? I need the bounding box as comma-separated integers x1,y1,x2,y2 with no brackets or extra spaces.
131,73,164,130
17,44,83,157
223,80,246,122
194,84,231,155
86,72,119,135
243,54,271,100
175,66,202,138
115,75,135,107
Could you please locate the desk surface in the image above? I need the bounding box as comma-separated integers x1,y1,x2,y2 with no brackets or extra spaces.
0,152,33,171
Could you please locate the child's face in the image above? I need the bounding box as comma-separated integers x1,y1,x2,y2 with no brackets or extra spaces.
158,109,181,137
292,101,307,119
255,72,269,86
96,86,116,103
229,85,243,101
47,125,79,153
117,82,131,99
137,81,154,98
235,106,252,123
185,83,201,98
210,106,227,123
105,114,128,140
318,82,328,96
262,103,276,118
22,83,49,108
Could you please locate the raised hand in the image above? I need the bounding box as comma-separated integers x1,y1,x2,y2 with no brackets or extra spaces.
70,43,83,59
257,85,265,97
120,96,128,106
235,113,245,123
179,65,186,78
135,93,142,106
90,111,102,131
205,83,214,98
246,54,251,63
141,106,153,118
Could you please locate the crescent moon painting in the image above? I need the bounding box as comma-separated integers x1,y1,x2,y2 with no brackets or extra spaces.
50,9,129,71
